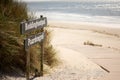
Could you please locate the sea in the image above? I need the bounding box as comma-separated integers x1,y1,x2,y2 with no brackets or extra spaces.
26,1,120,28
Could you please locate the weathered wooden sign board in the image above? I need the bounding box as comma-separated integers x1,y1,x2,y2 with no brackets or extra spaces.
24,32,44,49
20,17,47,34
20,16,47,80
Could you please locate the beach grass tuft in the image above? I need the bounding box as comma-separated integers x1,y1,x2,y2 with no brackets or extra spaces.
0,0,58,76
84,41,102,47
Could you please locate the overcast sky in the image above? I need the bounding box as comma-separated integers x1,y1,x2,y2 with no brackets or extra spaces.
21,0,120,2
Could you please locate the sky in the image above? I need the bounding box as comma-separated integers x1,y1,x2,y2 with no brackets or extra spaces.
21,0,120,2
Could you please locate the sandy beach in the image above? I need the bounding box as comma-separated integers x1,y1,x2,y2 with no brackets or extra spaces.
3,21,120,80
1,0,120,80
34,21,120,80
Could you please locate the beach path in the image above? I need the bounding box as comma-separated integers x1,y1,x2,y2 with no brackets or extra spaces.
34,21,120,80
50,23,120,80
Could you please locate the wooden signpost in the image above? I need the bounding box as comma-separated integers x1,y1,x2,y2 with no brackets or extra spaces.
20,15,47,80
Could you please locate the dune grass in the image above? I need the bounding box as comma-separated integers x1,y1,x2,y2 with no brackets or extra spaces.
0,0,58,76
84,41,102,47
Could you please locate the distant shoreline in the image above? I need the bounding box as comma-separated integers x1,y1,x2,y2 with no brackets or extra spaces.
33,12,120,26
48,21,120,37
27,1,120,27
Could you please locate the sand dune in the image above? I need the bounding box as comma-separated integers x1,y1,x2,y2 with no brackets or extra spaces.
3,21,120,80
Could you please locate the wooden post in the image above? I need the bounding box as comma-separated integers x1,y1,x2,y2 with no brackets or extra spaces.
25,34,30,80
40,37,44,76
40,15,44,76
25,49,30,80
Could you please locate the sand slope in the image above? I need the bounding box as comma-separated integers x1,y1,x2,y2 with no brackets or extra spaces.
2,22,120,80
48,22,120,80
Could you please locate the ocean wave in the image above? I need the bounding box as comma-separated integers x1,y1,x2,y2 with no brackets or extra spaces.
33,11,120,24
27,1,120,16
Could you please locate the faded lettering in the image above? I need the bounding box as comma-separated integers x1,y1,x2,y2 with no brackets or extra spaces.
27,33,44,47
25,19,46,31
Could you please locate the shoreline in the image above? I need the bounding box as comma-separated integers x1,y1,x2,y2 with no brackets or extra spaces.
48,21,120,37
48,20,120,28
